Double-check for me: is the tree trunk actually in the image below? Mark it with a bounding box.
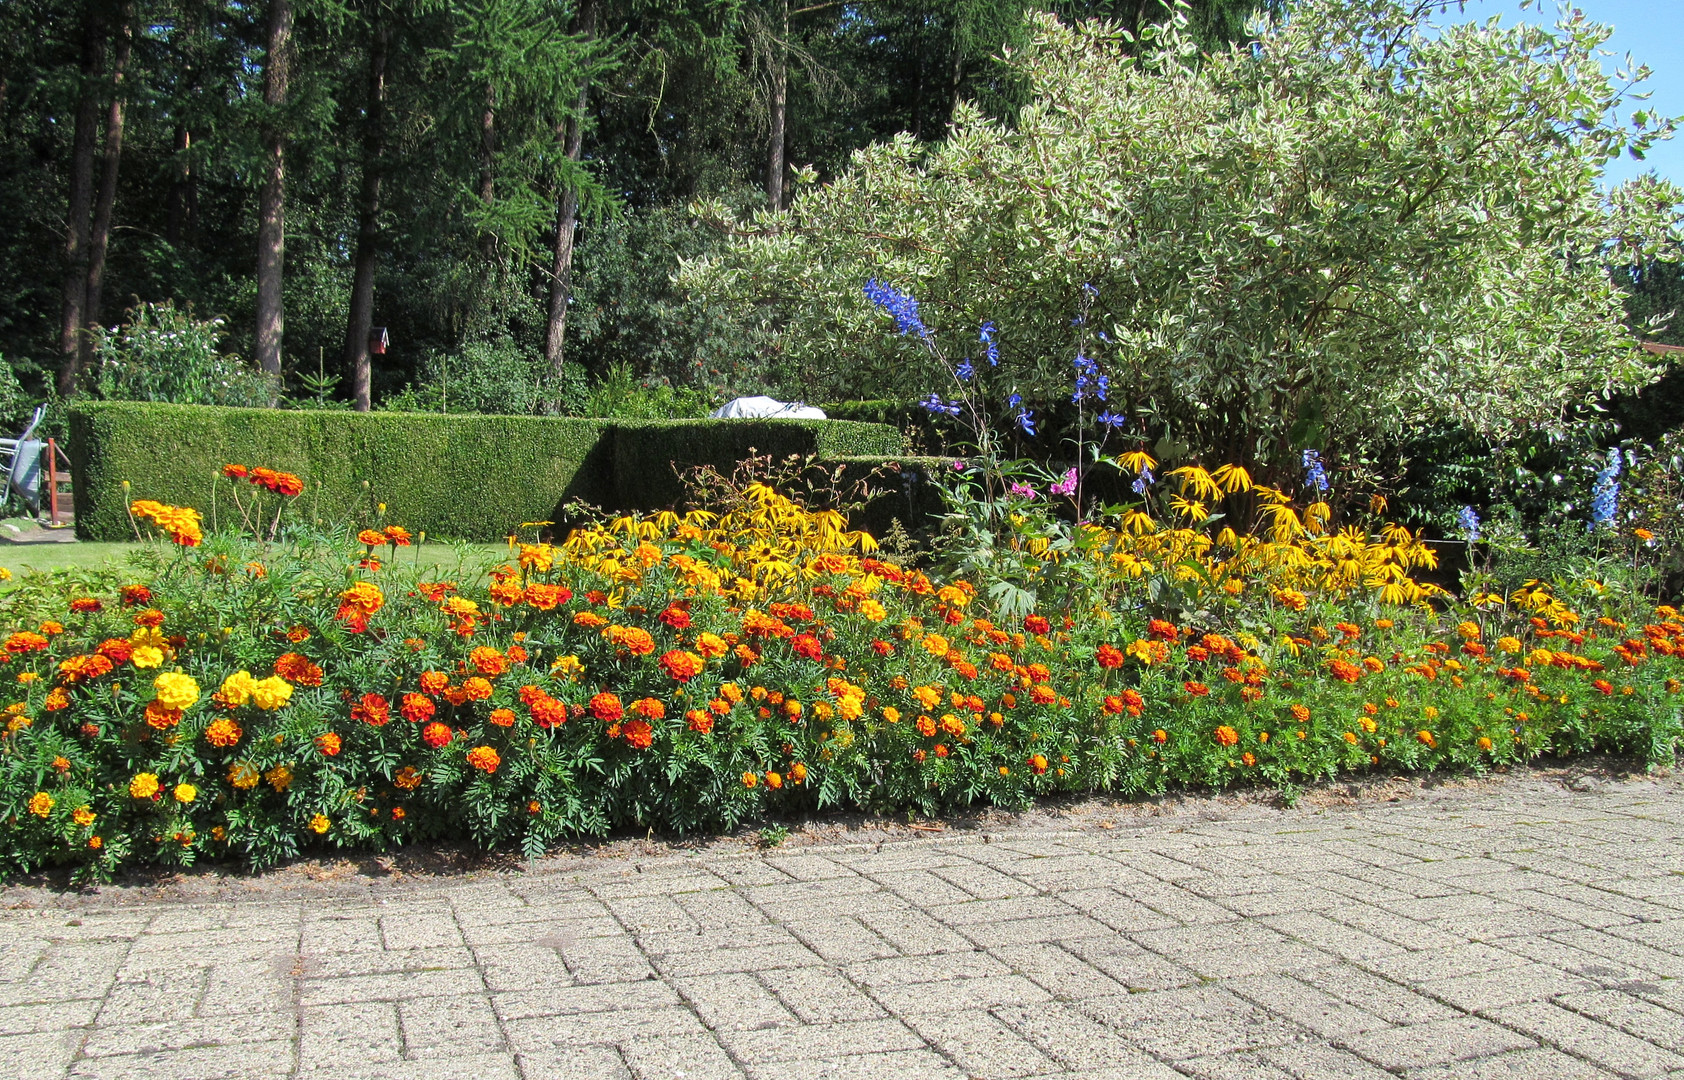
[479,81,497,258]
[344,15,390,413]
[256,0,293,389]
[81,0,136,377]
[765,0,787,211]
[165,126,196,247]
[544,0,597,377]
[58,9,104,399]
[948,24,964,127]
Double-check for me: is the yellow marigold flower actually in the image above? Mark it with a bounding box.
[265,764,293,792]
[394,765,423,790]
[1456,621,1481,640]
[130,645,164,669]
[250,676,293,711]
[1417,730,1437,749]
[695,633,728,659]
[228,761,261,789]
[173,783,198,804]
[1496,636,1522,655]
[912,685,942,710]
[883,706,901,723]
[72,806,96,827]
[129,772,161,800]
[219,670,259,707]
[152,672,200,712]
[858,599,887,622]
[519,543,555,572]
[28,792,53,817]
[550,654,585,680]
[309,814,331,834]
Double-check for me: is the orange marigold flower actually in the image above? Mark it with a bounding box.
[658,605,692,629]
[1290,704,1311,723]
[357,529,386,546]
[685,708,714,734]
[525,583,571,610]
[1024,615,1051,635]
[5,631,48,653]
[621,719,654,749]
[466,745,501,773]
[1592,679,1613,695]
[353,693,391,726]
[742,771,758,788]
[1029,684,1057,705]
[1213,725,1239,747]
[1185,681,1210,697]
[315,731,342,756]
[489,708,515,727]
[419,671,450,697]
[383,526,412,546]
[1241,752,1256,766]
[421,722,453,749]
[1328,659,1362,683]
[96,638,134,664]
[69,597,102,614]
[531,696,567,728]
[630,697,665,720]
[1416,730,1437,749]
[461,677,493,701]
[205,717,243,748]
[143,700,182,728]
[223,464,249,479]
[659,649,706,682]
[590,692,624,723]
[1147,619,1178,642]
[58,654,114,683]
[603,625,656,656]
[1028,753,1049,774]
[1151,729,1168,743]
[470,646,508,676]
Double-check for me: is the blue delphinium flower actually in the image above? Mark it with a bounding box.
[863,279,929,339]
[955,358,975,382]
[1590,448,1621,529]
[1302,449,1329,493]
[1096,411,1125,429]
[1457,506,1481,542]
[1008,393,1036,436]
[1072,353,1101,404]
[1131,464,1154,496]
[918,393,962,417]
[979,323,999,366]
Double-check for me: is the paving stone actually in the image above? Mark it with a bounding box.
[902,1010,1060,1078]
[1398,1046,1622,1079]
[1340,1015,1536,1070]
[1076,985,1311,1060]
[1488,1000,1684,1077]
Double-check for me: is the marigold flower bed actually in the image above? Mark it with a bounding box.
[1,478,1679,881]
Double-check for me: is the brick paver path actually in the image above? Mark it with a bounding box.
[4,770,1683,1079]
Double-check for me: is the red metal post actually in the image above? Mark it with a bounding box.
[47,437,59,526]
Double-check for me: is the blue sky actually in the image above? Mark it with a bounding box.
[1465,0,1684,186]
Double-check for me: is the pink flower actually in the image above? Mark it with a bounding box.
[1010,482,1038,499]
[1049,468,1078,497]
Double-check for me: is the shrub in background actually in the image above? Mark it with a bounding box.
[93,301,275,408]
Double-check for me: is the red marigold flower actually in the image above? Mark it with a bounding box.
[659,649,705,682]
[1328,659,1362,684]
[223,464,249,479]
[589,692,624,723]
[1185,681,1211,697]
[69,597,102,614]
[466,745,501,773]
[316,731,342,756]
[351,693,391,726]
[518,684,546,705]
[143,701,181,728]
[383,526,412,546]
[420,722,453,748]
[1102,695,1125,715]
[96,638,134,664]
[274,653,323,686]
[789,634,824,662]
[872,640,894,656]
[685,708,714,734]
[1024,614,1051,635]
[1185,645,1210,662]
[419,671,450,697]
[1213,725,1239,747]
[399,693,433,723]
[659,606,691,629]
[1592,678,1613,695]
[1095,643,1124,669]
[1148,619,1178,642]
[134,609,166,628]
[506,644,528,664]
[120,584,153,606]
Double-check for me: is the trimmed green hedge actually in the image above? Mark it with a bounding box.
[69,402,900,542]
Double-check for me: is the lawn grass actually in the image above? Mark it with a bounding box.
[0,538,512,579]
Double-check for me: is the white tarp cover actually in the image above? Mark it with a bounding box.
[709,396,827,420]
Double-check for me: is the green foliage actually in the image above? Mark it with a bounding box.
[580,363,714,419]
[93,302,276,408]
[685,3,1684,470]
[67,400,901,541]
[381,337,587,416]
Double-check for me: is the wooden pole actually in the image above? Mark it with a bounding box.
[48,437,60,525]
